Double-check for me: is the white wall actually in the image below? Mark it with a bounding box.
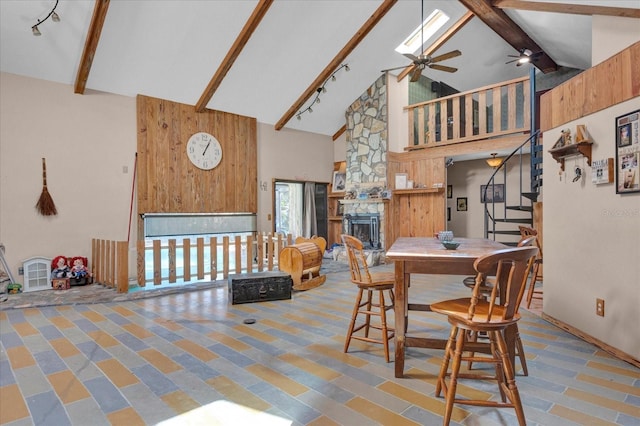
[0,72,335,281]
[0,72,136,280]
[543,97,640,359]
[256,123,334,233]
[592,16,640,66]
[445,157,532,241]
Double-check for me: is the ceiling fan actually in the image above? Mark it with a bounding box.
[506,48,542,66]
[381,0,461,82]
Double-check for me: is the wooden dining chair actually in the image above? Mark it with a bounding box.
[519,226,543,308]
[431,246,539,426]
[463,235,537,375]
[341,234,395,362]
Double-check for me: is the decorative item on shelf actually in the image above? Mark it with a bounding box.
[331,171,346,193]
[575,124,591,143]
[344,191,357,200]
[592,158,614,184]
[562,128,573,145]
[486,153,503,168]
[357,192,369,200]
[615,109,639,194]
[381,189,392,199]
[395,173,408,189]
[296,64,350,120]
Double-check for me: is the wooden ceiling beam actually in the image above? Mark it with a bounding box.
[492,0,640,19]
[74,0,110,94]
[396,11,475,82]
[195,0,274,112]
[332,124,346,141]
[459,0,558,73]
[275,0,398,131]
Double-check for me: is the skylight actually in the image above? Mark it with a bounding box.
[395,9,449,55]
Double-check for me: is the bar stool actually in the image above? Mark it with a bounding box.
[341,234,395,362]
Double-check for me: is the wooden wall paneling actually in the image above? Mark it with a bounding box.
[137,95,257,215]
[540,42,640,132]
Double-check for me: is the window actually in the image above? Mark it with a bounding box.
[395,9,449,55]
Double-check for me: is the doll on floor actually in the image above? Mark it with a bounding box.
[70,257,91,281]
[51,256,70,278]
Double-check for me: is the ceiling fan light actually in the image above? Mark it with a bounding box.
[517,56,531,64]
[32,25,41,36]
[344,64,350,72]
[522,48,533,56]
[51,11,60,22]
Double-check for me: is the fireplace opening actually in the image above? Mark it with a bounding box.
[344,213,380,249]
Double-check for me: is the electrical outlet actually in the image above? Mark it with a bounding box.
[18,267,24,275]
[596,298,605,317]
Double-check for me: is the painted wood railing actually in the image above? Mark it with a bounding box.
[91,232,294,293]
[404,76,531,150]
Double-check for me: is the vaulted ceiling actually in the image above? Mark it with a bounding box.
[1,0,638,138]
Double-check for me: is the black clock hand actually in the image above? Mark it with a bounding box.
[202,142,210,156]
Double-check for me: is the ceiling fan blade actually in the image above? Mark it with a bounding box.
[429,64,457,73]
[381,65,412,72]
[410,66,422,82]
[429,50,462,63]
[403,53,420,62]
[505,59,518,64]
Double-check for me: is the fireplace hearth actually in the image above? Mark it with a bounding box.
[344,213,380,249]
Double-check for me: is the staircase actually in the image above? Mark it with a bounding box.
[483,131,542,245]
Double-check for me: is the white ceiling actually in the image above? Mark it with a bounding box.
[1,0,639,137]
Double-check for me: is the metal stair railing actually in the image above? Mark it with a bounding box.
[483,130,541,242]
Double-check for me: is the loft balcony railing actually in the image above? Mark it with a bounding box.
[404,76,531,150]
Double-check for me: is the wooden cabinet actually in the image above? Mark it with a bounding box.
[327,192,345,247]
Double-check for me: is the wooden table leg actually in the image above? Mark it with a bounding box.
[394,260,407,378]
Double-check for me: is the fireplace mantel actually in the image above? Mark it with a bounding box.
[340,199,389,204]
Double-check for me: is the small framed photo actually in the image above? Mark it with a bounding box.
[480,184,505,203]
[456,197,467,211]
[395,173,408,190]
[332,171,346,192]
[447,207,451,221]
[447,185,452,198]
[337,202,344,216]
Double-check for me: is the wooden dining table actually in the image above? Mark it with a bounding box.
[385,236,509,378]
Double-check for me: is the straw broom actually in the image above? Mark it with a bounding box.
[35,158,57,216]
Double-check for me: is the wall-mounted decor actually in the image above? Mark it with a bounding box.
[615,109,639,194]
[480,184,504,203]
[332,171,346,192]
[456,197,467,212]
[447,207,451,221]
[447,185,452,198]
[591,158,614,185]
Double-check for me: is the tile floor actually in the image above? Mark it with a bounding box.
[1,265,639,425]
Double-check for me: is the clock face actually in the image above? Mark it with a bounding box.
[186,132,222,170]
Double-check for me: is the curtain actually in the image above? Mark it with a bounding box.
[302,182,317,238]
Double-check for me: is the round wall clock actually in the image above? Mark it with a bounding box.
[186,132,222,170]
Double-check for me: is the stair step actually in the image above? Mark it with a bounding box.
[488,230,523,235]
[521,192,539,202]
[493,218,533,224]
[506,205,533,212]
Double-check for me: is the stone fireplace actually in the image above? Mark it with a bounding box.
[343,74,388,248]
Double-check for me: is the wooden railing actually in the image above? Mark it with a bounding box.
[404,76,531,150]
[92,232,295,293]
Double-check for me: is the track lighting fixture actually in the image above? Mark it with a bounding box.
[31,0,61,37]
[296,63,350,120]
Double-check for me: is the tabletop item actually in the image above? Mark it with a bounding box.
[441,240,460,250]
[437,231,454,242]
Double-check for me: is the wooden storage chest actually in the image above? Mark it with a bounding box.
[228,271,292,304]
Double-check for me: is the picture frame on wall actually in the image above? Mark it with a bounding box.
[480,184,505,203]
[456,197,467,211]
[395,173,408,190]
[615,109,640,194]
[447,185,452,198]
[332,171,346,193]
[447,207,451,221]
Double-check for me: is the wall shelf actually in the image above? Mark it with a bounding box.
[393,187,443,195]
[340,198,390,204]
[549,141,593,171]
